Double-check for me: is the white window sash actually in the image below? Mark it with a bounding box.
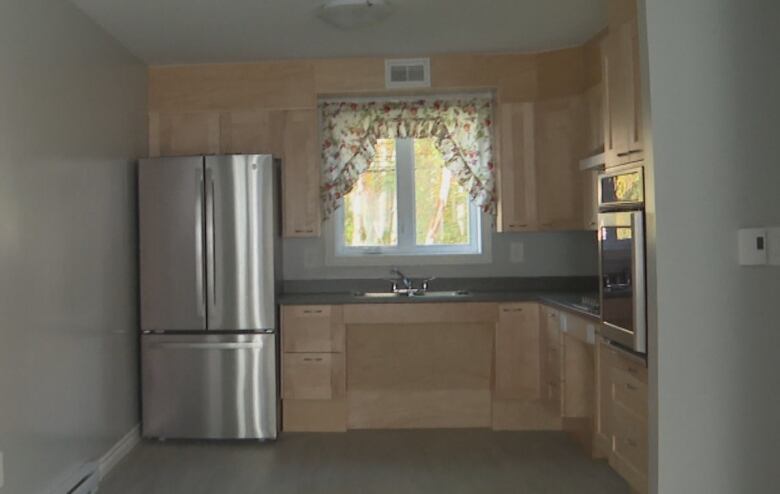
[333,138,484,259]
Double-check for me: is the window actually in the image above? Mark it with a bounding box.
[334,137,483,257]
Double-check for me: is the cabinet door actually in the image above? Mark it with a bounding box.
[539,307,563,414]
[282,305,345,353]
[219,110,284,156]
[497,103,537,232]
[149,112,221,158]
[603,30,629,168]
[594,338,613,456]
[604,18,643,168]
[626,19,644,158]
[282,353,345,400]
[535,97,584,230]
[582,168,600,231]
[495,303,541,400]
[583,83,604,157]
[561,332,595,418]
[282,109,321,237]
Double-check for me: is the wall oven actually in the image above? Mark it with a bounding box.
[598,166,647,354]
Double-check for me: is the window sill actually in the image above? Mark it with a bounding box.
[325,251,493,267]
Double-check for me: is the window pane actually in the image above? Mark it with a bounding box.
[343,139,398,247]
[413,139,471,246]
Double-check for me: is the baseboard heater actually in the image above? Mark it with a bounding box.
[65,463,99,494]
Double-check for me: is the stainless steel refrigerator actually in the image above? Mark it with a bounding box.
[139,155,281,440]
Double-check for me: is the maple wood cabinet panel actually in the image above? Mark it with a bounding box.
[497,102,537,232]
[281,305,346,432]
[603,16,644,169]
[281,109,321,237]
[494,303,542,400]
[597,338,649,493]
[535,97,585,230]
[582,168,600,231]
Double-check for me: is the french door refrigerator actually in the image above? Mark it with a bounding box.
[139,155,281,440]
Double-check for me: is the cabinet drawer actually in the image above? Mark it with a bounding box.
[282,305,344,353]
[611,367,647,418]
[611,348,648,384]
[610,402,648,490]
[282,353,335,400]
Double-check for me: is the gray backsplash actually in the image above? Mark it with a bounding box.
[282,230,599,280]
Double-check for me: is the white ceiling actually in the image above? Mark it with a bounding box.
[69,0,607,65]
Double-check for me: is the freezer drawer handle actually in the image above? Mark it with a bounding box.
[148,342,268,350]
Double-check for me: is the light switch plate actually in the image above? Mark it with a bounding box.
[738,228,768,265]
[509,241,524,263]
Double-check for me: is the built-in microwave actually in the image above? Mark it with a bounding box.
[598,166,647,354]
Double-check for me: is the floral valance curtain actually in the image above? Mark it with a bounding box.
[320,98,496,219]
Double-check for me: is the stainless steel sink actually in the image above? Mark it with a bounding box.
[353,290,470,299]
[414,290,470,298]
[354,292,405,298]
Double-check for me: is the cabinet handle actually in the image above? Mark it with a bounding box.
[294,228,315,234]
[303,309,323,314]
[502,308,524,313]
[509,223,528,228]
[303,357,323,362]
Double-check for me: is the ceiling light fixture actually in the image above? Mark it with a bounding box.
[317,0,394,30]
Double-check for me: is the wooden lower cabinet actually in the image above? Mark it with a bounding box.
[279,302,647,491]
[281,305,347,432]
[492,303,561,431]
[494,303,541,400]
[540,306,563,416]
[597,338,649,493]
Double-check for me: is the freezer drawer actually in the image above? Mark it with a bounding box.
[142,334,278,440]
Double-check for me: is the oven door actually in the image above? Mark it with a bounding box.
[598,211,647,354]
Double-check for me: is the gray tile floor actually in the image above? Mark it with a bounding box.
[100,430,630,494]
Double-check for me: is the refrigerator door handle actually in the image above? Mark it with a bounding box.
[147,342,268,350]
[206,168,217,314]
[195,170,206,320]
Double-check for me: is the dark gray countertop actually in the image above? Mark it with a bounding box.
[278,290,601,321]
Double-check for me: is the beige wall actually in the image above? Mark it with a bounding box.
[0,0,147,492]
[642,0,780,492]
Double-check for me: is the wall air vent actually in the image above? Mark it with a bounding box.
[385,58,431,89]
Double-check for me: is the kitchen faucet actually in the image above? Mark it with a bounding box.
[390,268,413,290]
[390,268,436,295]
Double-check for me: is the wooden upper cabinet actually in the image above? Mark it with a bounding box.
[282,109,321,237]
[535,97,584,230]
[497,102,537,232]
[582,168,600,231]
[583,83,605,157]
[219,110,284,156]
[603,17,644,168]
[149,112,220,158]
[494,303,541,400]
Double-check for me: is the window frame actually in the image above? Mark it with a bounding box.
[328,138,491,265]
